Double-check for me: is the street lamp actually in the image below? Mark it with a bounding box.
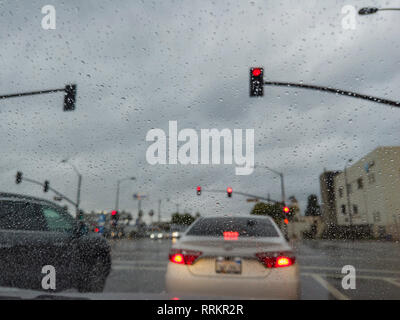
[115,177,136,211]
[359,7,400,15]
[61,158,82,216]
[253,164,286,205]
[344,159,353,238]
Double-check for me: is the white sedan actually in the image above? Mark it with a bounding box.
[165,215,300,299]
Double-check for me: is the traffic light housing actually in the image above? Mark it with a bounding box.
[250,67,264,97]
[227,187,233,198]
[196,186,201,196]
[64,84,77,111]
[16,171,22,184]
[111,210,119,226]
[43,180,49,192]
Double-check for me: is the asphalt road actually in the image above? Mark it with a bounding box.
[104,238,400,300]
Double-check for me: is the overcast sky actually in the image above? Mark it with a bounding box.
[0,0,399,222]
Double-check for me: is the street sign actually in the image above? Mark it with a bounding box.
[133,193,147,200]
[246,198,259,202]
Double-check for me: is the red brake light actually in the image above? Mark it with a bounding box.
[170,253,185,264]
[94,227,99,233]
[223,231,239,240]
[169,249,202,265]
[256,252,295,268]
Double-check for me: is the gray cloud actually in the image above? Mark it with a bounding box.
[0,0,399,221]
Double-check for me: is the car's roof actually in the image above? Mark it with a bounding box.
[0,192,64,210]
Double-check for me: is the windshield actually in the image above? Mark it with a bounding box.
[186,217,279,237]
[1,0,400,302]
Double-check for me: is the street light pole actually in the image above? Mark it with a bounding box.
[344,159,353,239]
[359,7,400,15]
[254,165,286,204]
[115,177,136,211]
[61,159,82,216]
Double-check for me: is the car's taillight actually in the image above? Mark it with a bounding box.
[255,252,296,268]
[169,249,202,265]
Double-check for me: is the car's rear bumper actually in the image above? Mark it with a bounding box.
[165,262,300,300]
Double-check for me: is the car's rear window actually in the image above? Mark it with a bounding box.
[186,217,279,237]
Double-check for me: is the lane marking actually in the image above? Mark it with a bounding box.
[383,278,400,288]
[298,255,400,262]
[301,265,400,275]
[112,265,165,271]
[302,272,400,281]
[309,274,350,300]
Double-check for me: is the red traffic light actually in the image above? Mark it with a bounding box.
[283,206,290,214]
[227,187,233,197]
[197,186,201,191]
[196,186,201,195]
[111,210,117,216]
[252,68,262,76]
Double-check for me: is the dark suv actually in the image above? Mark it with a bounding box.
[0,193,111,292]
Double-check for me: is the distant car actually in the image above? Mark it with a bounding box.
[165,215,300,299]
[0,193,111,292]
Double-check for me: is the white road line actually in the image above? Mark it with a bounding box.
[298,255,400,262]
[112,265,165,271]
[302,265,400,275]
[383,278,400,288]
[302,272,400,281]
[112,260,167,267]
[309,274,350,300]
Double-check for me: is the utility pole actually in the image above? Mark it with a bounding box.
[158,199,162,223]
[344,160,354,239]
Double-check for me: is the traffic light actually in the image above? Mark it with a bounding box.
[283,206,290,214]
[111,210,119,226]
[43,180,49,192]
[16,171,22,184]
[196,186,201,196]
[64,84,77,111]
[250,67,264,97]
[227,187,233,198]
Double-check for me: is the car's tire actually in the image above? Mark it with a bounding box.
[77,257,110,293]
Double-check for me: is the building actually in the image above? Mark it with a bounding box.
[319,170,340,227]
[333,146,400,240]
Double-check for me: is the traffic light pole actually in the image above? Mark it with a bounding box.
[0,84,77,111]
[263,81,400,107]
[203,189,282,204]
[0,88,65,100]
[21,176,78,209]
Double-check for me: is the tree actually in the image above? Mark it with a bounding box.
[305,194,321,216]
[171,212,196,225]
[250,202,284,227]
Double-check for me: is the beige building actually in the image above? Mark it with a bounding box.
[334,146,400,240]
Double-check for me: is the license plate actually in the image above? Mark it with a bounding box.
[215,257,242,274]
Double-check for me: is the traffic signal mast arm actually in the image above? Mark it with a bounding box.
[202,188,282,204]
[263,81,400,107]
[0,88,65,99]
[20,176,78,208]
[0,84,77,111]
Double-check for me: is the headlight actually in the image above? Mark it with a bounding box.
[172,232,179,238]
[150,234,155,239]
[157,233,163,238]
